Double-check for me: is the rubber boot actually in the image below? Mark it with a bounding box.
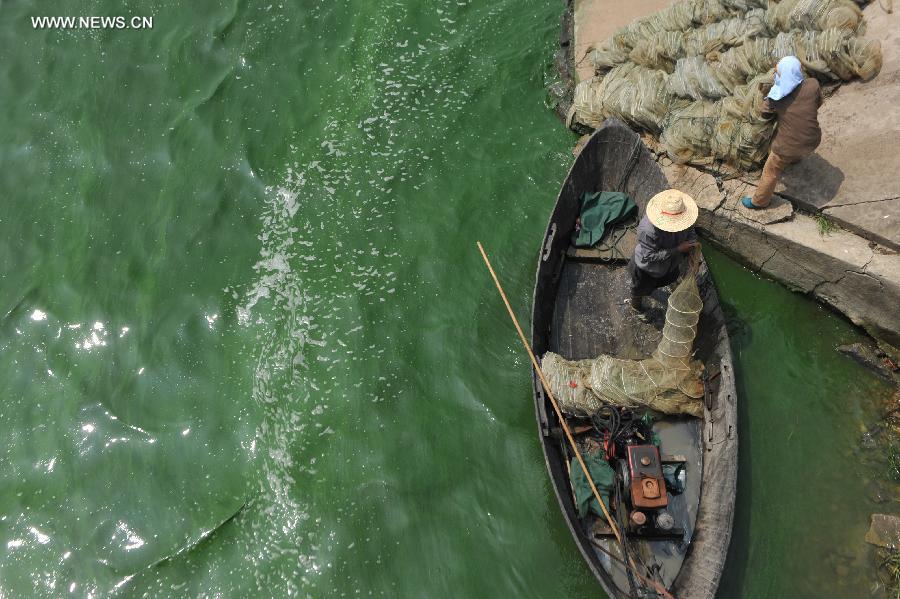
[629,294,645,313]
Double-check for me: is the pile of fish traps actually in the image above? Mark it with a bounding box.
[571,0,882,172]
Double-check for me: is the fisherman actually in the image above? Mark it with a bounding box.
[742,55,822,210]
[628,189,699,313]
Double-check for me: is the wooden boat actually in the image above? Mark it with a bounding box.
[530,119,738,598]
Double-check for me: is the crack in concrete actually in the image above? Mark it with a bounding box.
[845,268,886,290]
[757,247,779,272]
[861,252,875,273]
[811,279,828,296]
[712,195,728,212]
[823,195,900,209]
[812,264,885,298]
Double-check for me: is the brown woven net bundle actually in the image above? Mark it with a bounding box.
[593,0,862,74]
[571,0,882,171]
[628,9,769,73]
[542,270,706,419]
[764,0,864,34]
[668,28,882,101]
[572,63,675,134]
[661,75,776,171]
[590,0,755,74]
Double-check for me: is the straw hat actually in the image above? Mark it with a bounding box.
[645,189,698,232]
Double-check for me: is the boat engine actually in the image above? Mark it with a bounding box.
[617,444,683,539]
[586,407,685,541]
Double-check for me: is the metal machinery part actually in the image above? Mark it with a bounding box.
[655,510,675,531]
[627,445,668,510]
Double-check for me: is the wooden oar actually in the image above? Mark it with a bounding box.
[477,241,676,599]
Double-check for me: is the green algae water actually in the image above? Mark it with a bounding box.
[707,246,897,598]
[0,1,895,597]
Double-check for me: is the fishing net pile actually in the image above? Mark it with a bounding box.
[571,0,883,172]
[542,272,706,418]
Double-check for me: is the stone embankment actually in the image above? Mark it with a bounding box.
[664,162,900,351]
[552,0,900,355]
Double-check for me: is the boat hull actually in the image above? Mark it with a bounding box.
[530,119,738,598]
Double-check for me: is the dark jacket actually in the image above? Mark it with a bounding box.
[633,215,696,278]
[762,77,822,159]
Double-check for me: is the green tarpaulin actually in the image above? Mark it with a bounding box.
[570,450,616,519]
[572,191,637,248]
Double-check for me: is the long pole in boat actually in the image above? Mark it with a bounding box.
[476,241,675,599]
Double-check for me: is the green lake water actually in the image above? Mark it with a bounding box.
[0,1,896,597]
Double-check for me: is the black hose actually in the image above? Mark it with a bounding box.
[592,405,621,439]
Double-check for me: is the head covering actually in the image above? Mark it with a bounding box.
[645,189,698,233]
[767,56,804,101]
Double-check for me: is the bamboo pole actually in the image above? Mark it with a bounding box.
[477,241,675,599]
[476,242,623,542]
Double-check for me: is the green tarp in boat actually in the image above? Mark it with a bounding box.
[570,450,616,519]
[572,191,637,248]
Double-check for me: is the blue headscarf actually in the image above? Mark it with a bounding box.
[767,56,804,101]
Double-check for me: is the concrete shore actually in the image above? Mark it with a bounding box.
[553,0,900,353]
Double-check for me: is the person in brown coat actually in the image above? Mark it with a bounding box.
[742,55,822,210]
